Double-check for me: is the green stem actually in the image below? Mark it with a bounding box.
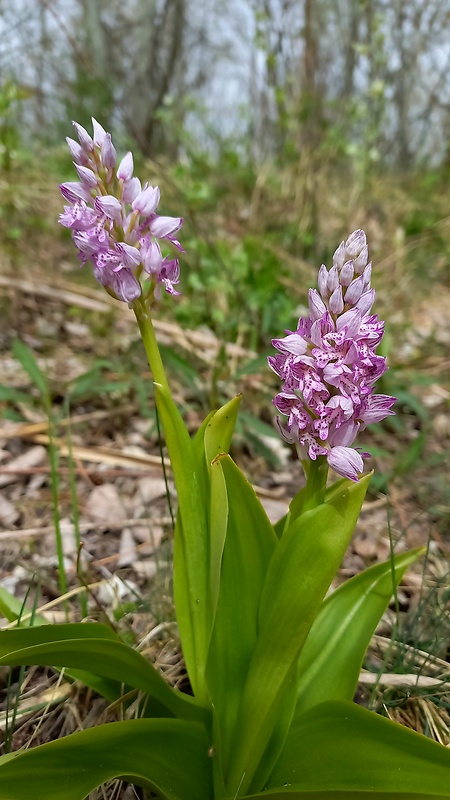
[300,454,329,513]
[132,296,170,393]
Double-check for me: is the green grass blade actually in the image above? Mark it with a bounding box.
[12,339,49,405]
[12,338,68,602]
[0,719,212,800]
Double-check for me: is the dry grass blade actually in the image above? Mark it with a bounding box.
[386,697,450,746]
[372,634,450,678]
[359,672,449,689]
[24,434,165,470]
[0,517,171,542]
[0,406,138,441]
[0,682,73,733]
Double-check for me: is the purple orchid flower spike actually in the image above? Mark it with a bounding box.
[269,230,396,481]
[59,119,184,303]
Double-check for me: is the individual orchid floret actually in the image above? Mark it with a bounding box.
[73,163,98,188]
[117,151,134,181]
[66,136,88,165]
[318,229,373,315]
[132,185,161,216]
[269,230,396,481]
[92,117,107,147]
[101,133,117,169]
[60,181,92,204]
[72,121,94,152]
[59,118,184,303]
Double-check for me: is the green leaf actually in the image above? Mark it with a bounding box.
[159,343,202,392]
[0,622,118,648]
[0,385,35,406]
[266,700,450,796]
[0,602,125,702]
[0,718,212,800]
[225,475,370,798]
[294,548,425,716]
[394,429,427,476]
[204,395,242,468]
[0,587,47,625]
[281,478,348,539]
[234,354,269,379]
[206,455,277,778]
[0,625,206,723]
[395,389,429,424]
[204,396,242,623]
[155,383,209,702]
[208,455,228,626]
[12,339,49,405]
[162,392,241,703]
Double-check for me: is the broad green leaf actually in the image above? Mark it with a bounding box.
[226,475,370,798]
[192,409,216,452]
[0,626,206,723]
[0,587,47,626]
[0,606,124,701]
[206,455,277,780]
[273,513,288,538]
[0,623,118,648]
[266,700,450,796]
[59,667,132,704]
[209,456,228,623]
[294,547,425,716]
[278,478,348,539]
[204,396,241,623]
[0,718,212,800]
[204,394,242,467]
[155,383,209,702]
[163,392,241,702]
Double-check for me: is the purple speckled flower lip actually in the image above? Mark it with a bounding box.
[269,230,396,481]
[59,119,184,303]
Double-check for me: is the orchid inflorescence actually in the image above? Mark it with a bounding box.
[59,118,184,303]
[269,230,396,481]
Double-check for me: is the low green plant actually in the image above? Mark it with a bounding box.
[0,120,449,800]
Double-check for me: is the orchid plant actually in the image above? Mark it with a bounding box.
[0,119,449,800]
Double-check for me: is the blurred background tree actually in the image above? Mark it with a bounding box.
[1,0,450,166]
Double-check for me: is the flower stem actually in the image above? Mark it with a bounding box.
[132,295,170,393]
[300,454,328,512]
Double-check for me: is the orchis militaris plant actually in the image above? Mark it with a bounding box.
[0,120,449,800]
